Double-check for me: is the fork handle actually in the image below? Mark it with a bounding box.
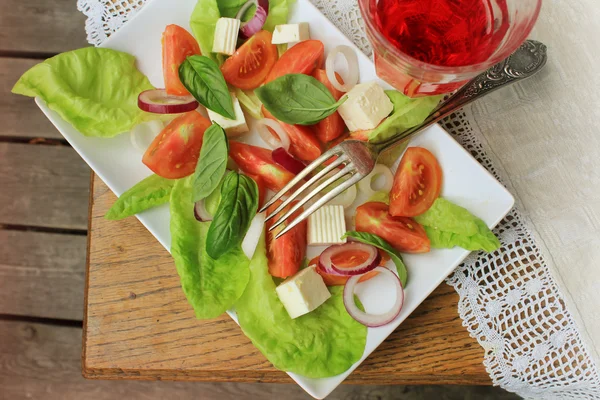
[371,40,548,154]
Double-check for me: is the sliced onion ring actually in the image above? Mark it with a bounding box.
[130,120,164,154]
[272,147,305,174]
[358,164,394,197]
[256,118,290,151]
[138,89,199,114]
[327,184,357,208]
[236,0,268,38]
[326,45,360,93]
[343,266,404,327]
[194,200,213,222]
[319,242,380,276]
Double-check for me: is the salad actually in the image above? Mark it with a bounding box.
[12,0,500,379]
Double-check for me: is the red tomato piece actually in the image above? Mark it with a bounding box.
[221,30,278,90]
[312,69,346,143]
[142,111,211,179]
[228,141,295,192]
[310,250,389,286]
[389,147,443,217]
[266,200,307,278]
[265,40,325,83]
[244,173,266,208]
[162,25,201,96]
[349,129,371,141]
[355,202,430,253]
[262,107,322,162]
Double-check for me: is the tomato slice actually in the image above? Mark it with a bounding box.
[244,173,266,208]
[221,30,278,90]
[265,40,325,83]
[262,107,322,162]
[228,141,295,192]
[266,200,307,278]
[312,69,346,143]
[349,129,371,141]
[355,202,430,253]
[142,111,211,179]
[310,250,389,286]
[162,25,201,96]
[389,147,443,217]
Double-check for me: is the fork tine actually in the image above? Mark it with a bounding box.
[268,165,354,233]
[264,155,347,222]
[274,172,363,239]
[259,147,343,213]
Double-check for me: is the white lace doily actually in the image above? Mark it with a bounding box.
[78,0,600,398]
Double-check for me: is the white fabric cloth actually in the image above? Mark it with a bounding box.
[77,0,600,398]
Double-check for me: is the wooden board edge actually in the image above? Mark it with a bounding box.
[82,171,95,377]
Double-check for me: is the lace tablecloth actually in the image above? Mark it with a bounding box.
[77,0,600,398]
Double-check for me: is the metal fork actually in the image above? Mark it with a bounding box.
[261,40,548,238]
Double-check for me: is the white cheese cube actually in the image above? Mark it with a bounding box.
[207,95,249,137]
[307,205,347,246]
[213,18,240,55]
[275,266,331,319]
[337,82,394,131]
[271,23,310,44]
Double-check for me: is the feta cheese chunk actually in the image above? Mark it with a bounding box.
[276,266,331,319]
[308,205,347,246]
[337,82,394,131]
[271,23,310,44]
[213,18,240,55]
[207,95,249,136]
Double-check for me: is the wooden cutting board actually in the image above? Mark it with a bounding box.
[83,173,490,385]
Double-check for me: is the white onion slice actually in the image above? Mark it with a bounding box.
[325,45,360,93]
[319,242,380,276]
[194,200,213,222]
[327,184,357,208]
[130,120,164,154]
[256,118,290,151]
[343,266,404,327]
[241,212,266,259]
[358,164,394,197]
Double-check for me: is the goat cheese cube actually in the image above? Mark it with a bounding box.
[307,205,347,246]
[213,18,240,55]
[337,82,394,131]
[275,266,331,319]
[271,23,310,44]
[207,95,249,136]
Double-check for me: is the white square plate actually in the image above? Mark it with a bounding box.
[35,0,514,398]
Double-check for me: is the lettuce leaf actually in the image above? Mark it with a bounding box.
[264,0,296,32]
[190,0,221,63]
[12,47,154,138]
[105,174,176,220]
[170,176,250,319]
[235,234,367,378]
[414,198,501,252]
[368,91,441,143]
[234,88,263,120]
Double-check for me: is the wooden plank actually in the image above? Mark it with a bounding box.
[84,175,490,385]
[0,0,87,54]
[0,58,64,139]
[0,230,86,320]
[0,143,90,230]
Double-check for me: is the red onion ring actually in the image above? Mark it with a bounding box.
[319,242,380,276]
[194,200,213,222]
[272,147,305,175]
[138,89,199,114]
[343,266,404,327]
[236,0,268,38]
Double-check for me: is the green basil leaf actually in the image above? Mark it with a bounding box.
[179,55,235,119]
[192,123,229,203]
[255,74,346,125]
[342,231,408,287]
[105,174,176,220]
[206,172,259,259]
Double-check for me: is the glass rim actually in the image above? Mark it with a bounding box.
[358,0,543,77]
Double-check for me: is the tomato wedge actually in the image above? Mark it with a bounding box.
[221,30,278,90]
[244,173,266,208]
[389,147,443,217]
[266,200,307,278]
[312,69,346,143]
[355,202,430,253]
[162,25,201,96]
[228,141,295,192]
[142,111,210,179]
[262,107,322,161]
[311,250,389,286]
[265,40,325,83]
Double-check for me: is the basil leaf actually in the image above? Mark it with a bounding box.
[105,174,176,220]
[179,55,235,119]
[206,172,259,259]
[255,74,347,125]
[192,123,229,203]
[342,231,408,287]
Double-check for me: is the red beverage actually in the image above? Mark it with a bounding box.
[374,0,510,67]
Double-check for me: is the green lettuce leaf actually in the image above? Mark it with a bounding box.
[12,47,154,137]
[105,174,176,220]
[414,198,501,252]
[264,0,296,32]
[170,176,250,319]
[368,91,441,143]
[235,234,367,378]
[234,88,263,120]
[190,0,221,63]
